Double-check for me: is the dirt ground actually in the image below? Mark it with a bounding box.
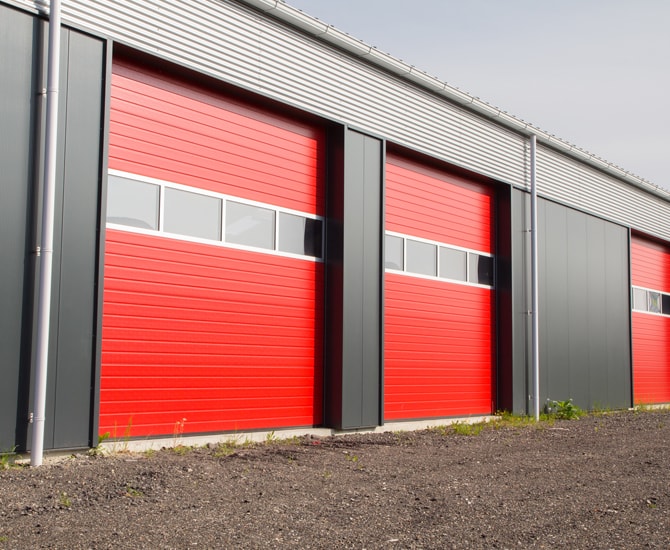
[1,409,669,549]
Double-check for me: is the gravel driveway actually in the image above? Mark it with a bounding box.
[1,410,669,549]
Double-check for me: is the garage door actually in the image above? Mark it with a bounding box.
[384,155,495,420]
[100,59,325,438]
[631,235,670,404]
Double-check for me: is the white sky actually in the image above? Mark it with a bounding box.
[286,0,670,190]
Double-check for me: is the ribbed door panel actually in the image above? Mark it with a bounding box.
[386,157,493,252]
[100,61,324,437]
[110,61,324,215]
[631,238,670,291]
[384,154,495,420]
[631,236,670,404]
[385,276,494,418]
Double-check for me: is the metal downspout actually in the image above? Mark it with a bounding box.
[530,135,540,421]
[31,0,61,467]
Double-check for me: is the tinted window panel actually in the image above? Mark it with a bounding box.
[633,288,648,311]
[648,291,662,314]
[385,235,404,270]
[469,254,494,286]
[663,294,670,315]
[225,201,275,250]
[278,212,322,257]
[164,188,222,240]
[106,175,159,230]
[439,247,467,281]
[406,240,436,276]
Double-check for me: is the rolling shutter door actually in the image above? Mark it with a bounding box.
[100,60,324,437]
[385,154,495,420]
[631,236,670,404]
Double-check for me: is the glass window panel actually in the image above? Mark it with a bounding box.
[663,294,670,316]
[385,235,404,270]
[469,254,494,286]
[225,201,275,250]
[163,188,222,240]
[648,291,662,314]
[278,212,322,257]
[633,288,648,311]
[406,239,437,276]
[439,247,467,281]
[106,175,159,230]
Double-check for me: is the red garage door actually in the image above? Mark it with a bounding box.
[100,59,325,438]
[631,236,670,404]
[384,155,495,420]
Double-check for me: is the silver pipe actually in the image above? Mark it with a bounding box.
[31,0,61,467]
[530,135,540,421]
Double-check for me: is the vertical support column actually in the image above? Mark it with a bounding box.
[325,128,383,430]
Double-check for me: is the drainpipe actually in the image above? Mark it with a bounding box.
[31,0,61,467]
[530,135,540,421]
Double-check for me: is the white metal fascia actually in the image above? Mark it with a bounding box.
[238,0,669,202]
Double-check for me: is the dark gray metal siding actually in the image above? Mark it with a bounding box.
[0,3,106,450]
[43,29,105,449]
[0,5,40,450]
[511,189,631,412]
[325,128,382,429]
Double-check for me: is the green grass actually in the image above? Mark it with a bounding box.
[59,492,72,508]
[544,399,584,420]
[0,446,19,469]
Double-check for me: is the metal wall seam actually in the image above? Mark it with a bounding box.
[8,0,669,242]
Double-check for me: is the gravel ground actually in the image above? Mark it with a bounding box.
[1,410,669,549]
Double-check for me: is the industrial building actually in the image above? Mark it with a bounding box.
[1,0,669,457]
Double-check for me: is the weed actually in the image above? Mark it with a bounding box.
[323,470,332,479]
[265,430,278,444]
[591,403,613,416]
[144,448,156,458]
[428,425,450,436]
[171,444,191,456]
[451,421,485,436]
[172,417,187,448]
[59,492,72,508]
[494,411,538,427]
[110,417,134,453]
[0,535,7,542]
[344,452,359,463]
[544,399,584,420]
[88,432,111,457]
[0,446,18,469]
[125,486,143,498]
[214,439,239,458]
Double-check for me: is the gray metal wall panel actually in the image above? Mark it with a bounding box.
[0,4,38,450]
[565,209,590,407]
[360,136,382,425]
[50,29,105,448]
[326,129,382,430]
[510,190,530,414]
[4,17,106,451]
[511,190,631,412]
[340,130,382,429]
[537,198,631,410]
